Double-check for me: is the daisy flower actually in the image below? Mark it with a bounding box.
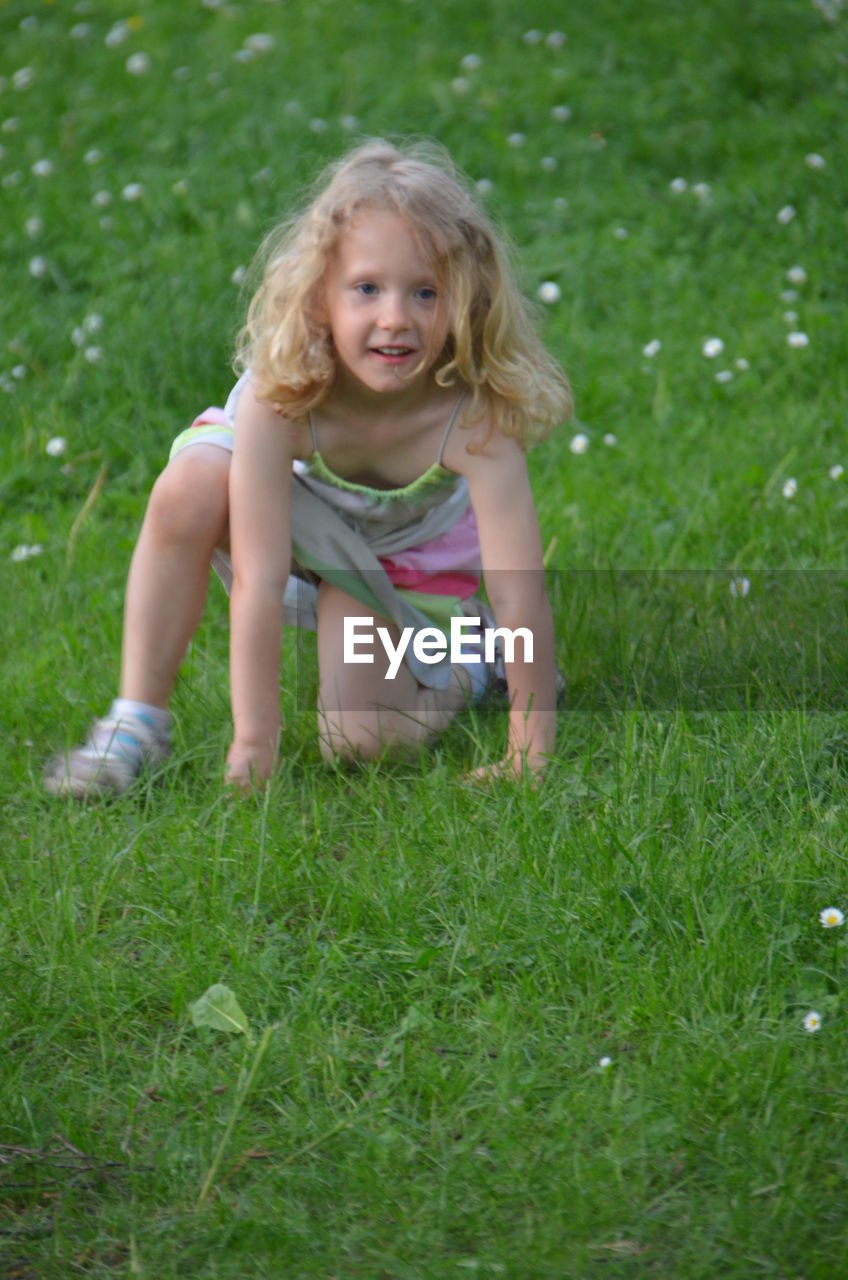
[702,337,724,358]
[782,478,798,499]
[642,339,661,358]
[569,432,589,455]
[828,464,843,480]
[787,332,809,348]
[803,1011,822,1033]
[537,281,561,304]
[819,907,844,928]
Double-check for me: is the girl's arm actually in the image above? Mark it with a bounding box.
[459,428,557,779]
[226,382,293,789]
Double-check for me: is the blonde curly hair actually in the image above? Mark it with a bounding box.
[236,138,572,448]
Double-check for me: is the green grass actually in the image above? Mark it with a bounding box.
[3,0,848,1275]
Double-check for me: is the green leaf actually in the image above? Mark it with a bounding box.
[189,984,250,1036]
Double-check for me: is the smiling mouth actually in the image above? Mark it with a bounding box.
[370,346,415,358]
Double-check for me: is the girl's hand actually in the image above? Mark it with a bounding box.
[463,752,548,787]
[225,738,277,792]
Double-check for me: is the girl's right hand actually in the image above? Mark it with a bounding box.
[225,738,277,791]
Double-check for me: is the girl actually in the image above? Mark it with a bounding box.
[45,139,571,797]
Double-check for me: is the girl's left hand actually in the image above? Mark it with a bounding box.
[225,738,277,792]
[462,754,547,787]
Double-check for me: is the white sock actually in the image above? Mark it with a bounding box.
[109,698,171,734]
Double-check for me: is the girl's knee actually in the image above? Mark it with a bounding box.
[317,709,387,764]
[147,447,230,543]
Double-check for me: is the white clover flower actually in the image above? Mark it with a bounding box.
[105,21,130,47]
[729,576,751,599]
[642,339,661,358]
[451,77,471,94]
[11,365,26,380]
[537,281,561,304]
[25,216,43,238]
[340,115,358,131]
[603,433,617,447]
[787,331,809,348]
[781,289,798,303]
[598,1055,612,1069]
[692,182,711,199]
[783,310,799,325]
[476,178,494,196]
[669,176,687,193]
[735,357,750,371]
[71,326,86,348]
[553,196,568,211]
[805,152,826,170]
[702,337,724,358]
[803,1010,822,1032]
[787,265,807,285]
[523,29,544,43]
[461,53,482,70]
[70,23,92,39]
[551,104,572,122]
[569,432,589,454]
[245,33,275,53]
[0,374,16,394]
[46,436,67,457]
[231,265,247,286]
[233,48,254,63]
[715,369,734,383]
[83,313,103,333]
[2,172,22,188]
[507,132,526,147]
[11,543,42,561]
[172,177,189,195]
[829,464,843,480]
[613,227,629,240]
[777,204,796,224]
[84,148,102,165]
[126,52,151,76]
[29,256,48,278]
[92,190,112,207]
[547,31,567,47]
[32,159,54,177]
[782,477,798,499]
[541,156,558,172]
[84,345,102,363]
[121,182,144,201]
[2,117,21,133]
[13,67,35,91]
[309,118,327,133]
[820,906,845,928]
[20,15,39,31]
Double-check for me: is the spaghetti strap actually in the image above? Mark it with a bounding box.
[306,411,320,452]
[437,392,467,466]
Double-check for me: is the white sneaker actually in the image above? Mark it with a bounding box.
[44,712,171,798]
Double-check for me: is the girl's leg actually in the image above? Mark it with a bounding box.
[45,444,230,796]
[120,444,230,705]
[315,582,471,762]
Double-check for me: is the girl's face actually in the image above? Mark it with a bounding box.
[321,207,449,402]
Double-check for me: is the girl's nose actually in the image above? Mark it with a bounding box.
[378,292,409,330]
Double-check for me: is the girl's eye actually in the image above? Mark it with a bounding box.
[417,287,437,301]
[356,282,378,296]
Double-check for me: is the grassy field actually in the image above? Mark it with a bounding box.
[3,0,848,1275]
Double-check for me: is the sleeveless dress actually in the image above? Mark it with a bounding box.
[169,373,484,688]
